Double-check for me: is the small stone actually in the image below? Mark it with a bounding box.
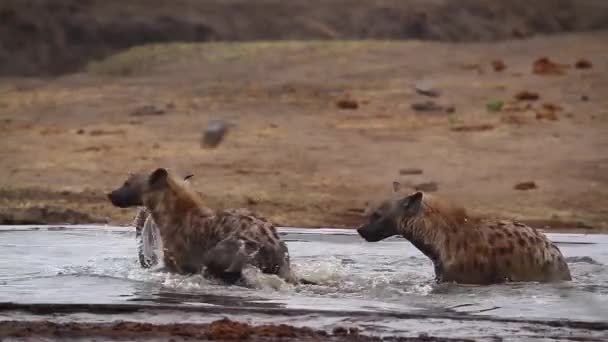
[450,124,495,132]
[332,327,348,336]
[514,91,540,101]
[76,129,85,135]
[533,57,568,75]
[130,104,166,116]
[514,181,537,190]
[411,101,444,113]
[336,99,359,110]
[201,120,230,148]
[574,59,592,69]
[492,60,507,72]
[414,81,441,97]
[399,168,423,175]
[414,182,438,192]
[581,95,589,101]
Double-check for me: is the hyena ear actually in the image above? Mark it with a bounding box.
[392,181,403,193]
[402,191,423,214]
[149,168,169,187]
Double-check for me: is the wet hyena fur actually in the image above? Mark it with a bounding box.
[357,183,571,284]
[133,174,193,268]
[108,168,295,284]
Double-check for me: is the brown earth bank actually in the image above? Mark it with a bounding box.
[0,318,471,341]
[1,32,607,230]
[2,0,608,76]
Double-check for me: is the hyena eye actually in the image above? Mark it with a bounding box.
[124,181,130,187]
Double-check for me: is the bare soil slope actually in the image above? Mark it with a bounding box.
[1,32,607,229]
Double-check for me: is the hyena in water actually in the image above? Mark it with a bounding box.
[108,168,295,284]
[357,183,571,285]
[133,174,193,268]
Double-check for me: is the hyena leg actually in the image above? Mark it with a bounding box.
[203,237,260,283]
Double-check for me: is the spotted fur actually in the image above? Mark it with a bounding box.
[109,168,294,283]
[357,187,571,284]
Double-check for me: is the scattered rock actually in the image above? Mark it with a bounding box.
[399,168,423,175]
[130,104,168,117]
[535,111,558,121]
[574,59,592,69]
[414,182,438,192]
[88,129,125,136]
[514,91,540,101]
[76,129,85,135]
[532,57,568,75]
[541,103,563,112]
[486,100,504,112]
[514,181,537,190]
[491,60,507,72]
[501,114,526,125]
[581,95,589,101]
[74,145,112,153]
[201,119,230,148]
[412,101,452,114]
[451,124,495,132]
[414,81,441,97]
[535,103,562,121]
[336,99,359,110]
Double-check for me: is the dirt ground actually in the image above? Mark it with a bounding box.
[1,31,607,230]
[0,318,469,341]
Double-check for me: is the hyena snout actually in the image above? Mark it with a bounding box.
[357,224,382,242]
[107,187,142,208]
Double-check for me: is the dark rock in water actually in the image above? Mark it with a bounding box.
[414,182,438,192]
[201,119,230,148]
[565,256,601,265]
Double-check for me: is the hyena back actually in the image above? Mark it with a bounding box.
[357,185,571,284]
[109,168,294,283]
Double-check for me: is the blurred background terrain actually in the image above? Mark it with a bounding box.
[0,0,607,229]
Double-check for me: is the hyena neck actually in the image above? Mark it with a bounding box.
[143,189,213,235]
[400,217,444,265]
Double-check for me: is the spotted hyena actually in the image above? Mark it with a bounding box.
[357,183,571,284]
[133,174,193,268]
[108,168,295,284]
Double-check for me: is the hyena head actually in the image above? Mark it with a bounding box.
[108,168,193,208]
[357,183,424,242]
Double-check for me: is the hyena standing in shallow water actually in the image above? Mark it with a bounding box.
[133,174,194,268]
[357,183,571,285]
[108,168,296,284]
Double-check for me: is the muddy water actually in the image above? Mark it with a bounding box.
[1,225,607,340]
